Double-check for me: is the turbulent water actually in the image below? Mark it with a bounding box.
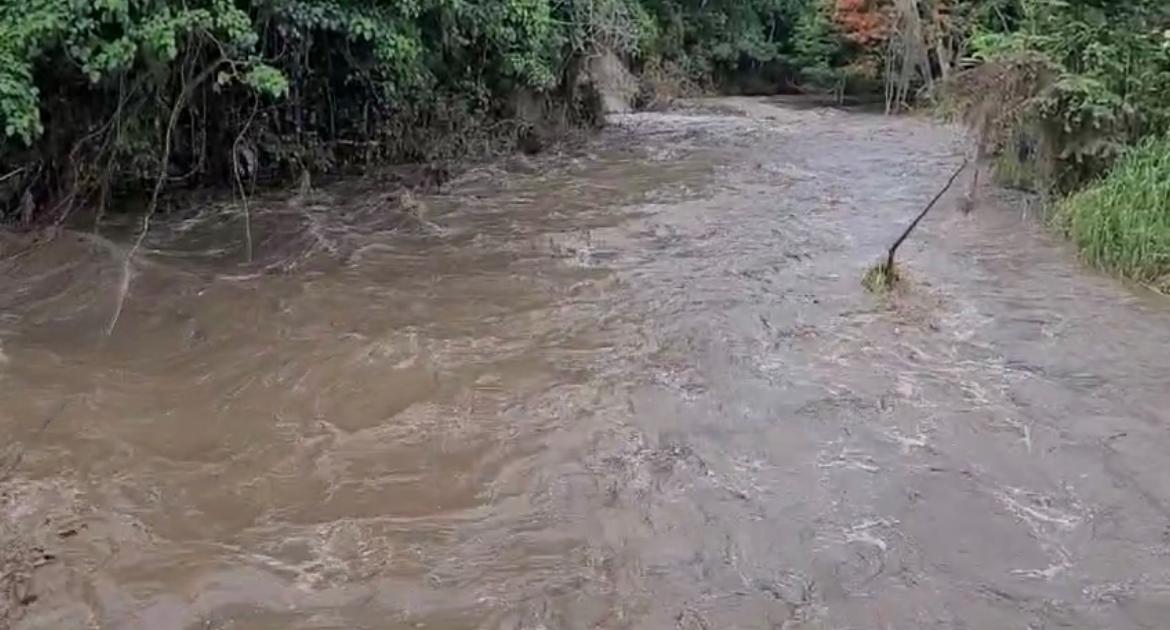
[3,98,1170,630]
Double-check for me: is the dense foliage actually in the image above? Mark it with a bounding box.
[0,0,858,222]
[0,0,579,219]
[942,0,1169,285]
[962,0,1170,189]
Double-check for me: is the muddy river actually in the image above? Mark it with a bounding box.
[3,98,1170,629]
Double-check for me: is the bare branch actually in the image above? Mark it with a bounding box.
[106,57,227,337]
[233,96,261,262]
[885,159,969,270]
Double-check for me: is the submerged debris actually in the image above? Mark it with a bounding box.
[862,260,902,293]
[382,189,429,231]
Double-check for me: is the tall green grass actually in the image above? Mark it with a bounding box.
[1054,135,1170,290]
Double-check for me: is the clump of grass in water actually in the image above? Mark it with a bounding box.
[1054,135,1170,291]
[862,260,902,293]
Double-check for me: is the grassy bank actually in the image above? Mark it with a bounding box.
[1054,136,1170,290]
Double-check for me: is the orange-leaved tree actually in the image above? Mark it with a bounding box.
[833,0,892,47]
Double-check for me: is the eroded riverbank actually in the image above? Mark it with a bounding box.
[3,98,1170,629]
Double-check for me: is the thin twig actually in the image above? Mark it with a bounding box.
[232,96,260,262]
[106,58,225,336]
[885,159,969,270]
[0,167,25,185]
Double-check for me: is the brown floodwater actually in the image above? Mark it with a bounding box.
[3,98,1170,629]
